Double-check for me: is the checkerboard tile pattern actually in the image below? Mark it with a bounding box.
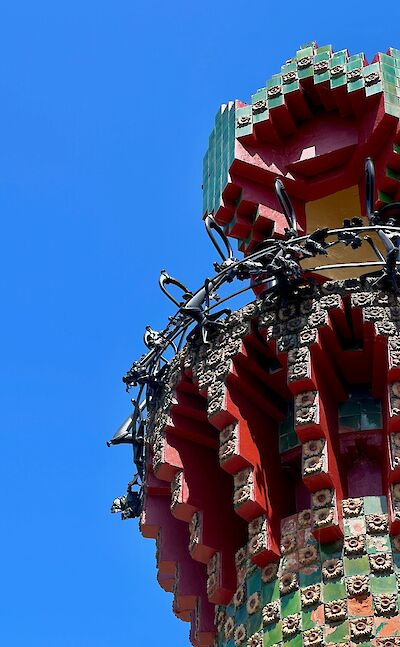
[214,497,400,646]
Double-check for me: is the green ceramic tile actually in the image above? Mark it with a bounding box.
[324,619,350,642]
[366,81,383,97]
[268,95,284,110]
[331,75,347,88]
[272,73,282,84]
[319,541,343,560]
[235,604,247,625]
[384,100,400,117]
[347,78,365,92]
[298,67,313,80]
[235,106,252,138]
[314,72,330,84]
[348,54,363,66]
[314,52,329,62]
[323,581,346,602]
[344,555,370,577]
[363,62,379,75]
[332,49,348,61]
[302,605,322,630]
[330,61,345,75]
[247,570,261,595]
[248,609,262,635]
[299,566,322,587]
[381,53,395,66]
[263,621,282,646]
[382,66,397,81]
[383,80,398,95]
[253,106,269,125]
[282,81,299,95]
[364,497,387,514]
[393,553,400,570]
[281,62,297,73]
[280,590,301,617]
[282,635,302,647]
[370,574,397,594]
[296,47,313,59]
[252,88,266,102]
[262,580,280,604]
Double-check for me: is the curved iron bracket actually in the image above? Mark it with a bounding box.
[107,413,134,447]
[112,158,400,523]
[365,157,376,223]
[364,235,385,262]
[204,214,234,262]
[159,270,192,307]
[275,178,297,236]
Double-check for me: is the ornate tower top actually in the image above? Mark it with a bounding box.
[203,42,400,261]
[110,43,400,647]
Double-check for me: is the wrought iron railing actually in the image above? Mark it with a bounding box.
[108,159,400,519]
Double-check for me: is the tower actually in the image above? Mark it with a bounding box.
[110,42,400,646]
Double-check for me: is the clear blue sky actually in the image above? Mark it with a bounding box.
[1,2,399,646]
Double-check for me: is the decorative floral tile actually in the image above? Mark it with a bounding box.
[367,535,392,555]
[344,517,366,537]
[215,498,400,647]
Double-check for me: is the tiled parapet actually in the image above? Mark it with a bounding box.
[213,497,400,647]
